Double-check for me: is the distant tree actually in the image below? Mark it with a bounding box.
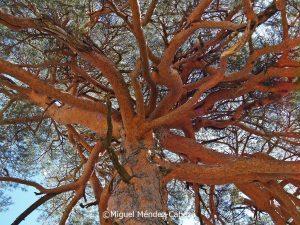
[0,0,299,224]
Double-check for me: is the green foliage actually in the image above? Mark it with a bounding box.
[0,0,299,224]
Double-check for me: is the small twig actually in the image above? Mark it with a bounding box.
[79,200,99,208]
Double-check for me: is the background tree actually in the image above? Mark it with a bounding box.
[0,0,299,224]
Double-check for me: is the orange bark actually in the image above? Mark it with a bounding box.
[0,2,299,225]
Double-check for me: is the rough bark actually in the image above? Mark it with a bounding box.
[0,1,299,225]
[106,146,166,225]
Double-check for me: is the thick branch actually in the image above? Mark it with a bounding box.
[0,59,107,114]
[163,157,300,184]
[0,11,135,130]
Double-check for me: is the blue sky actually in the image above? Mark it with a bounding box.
[1,188,199,225]
[1,187,41,225]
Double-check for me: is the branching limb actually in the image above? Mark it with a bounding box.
[160,133,300,223]
[0,10,135,130]
[70,63,114,95]
[141,0,158,26]
[0,177,47,193]
[0,59,108,114]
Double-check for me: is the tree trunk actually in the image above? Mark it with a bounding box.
[106,143,167,225]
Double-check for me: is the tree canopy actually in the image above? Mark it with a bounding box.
[0,0,299,225]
